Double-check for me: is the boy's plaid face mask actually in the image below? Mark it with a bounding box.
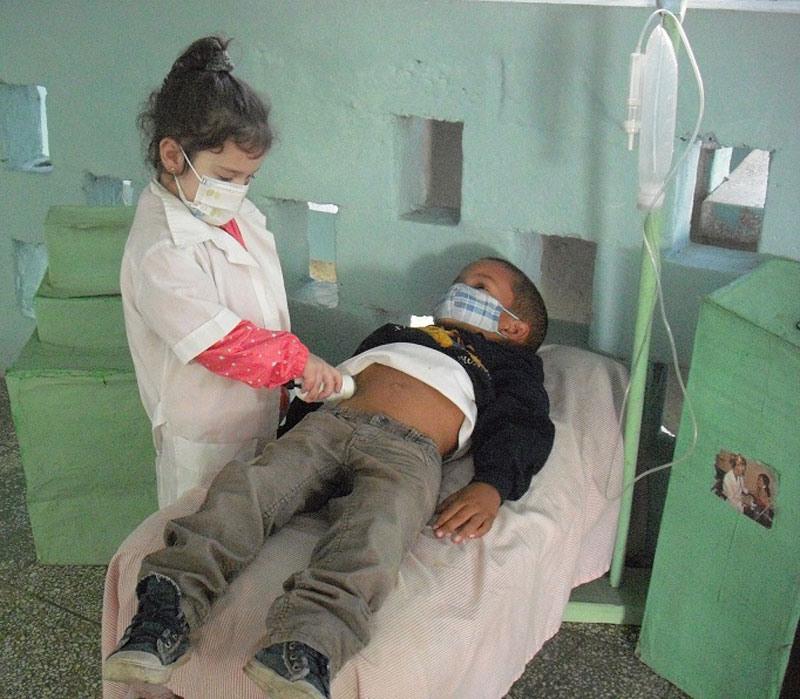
[432,283,518,337]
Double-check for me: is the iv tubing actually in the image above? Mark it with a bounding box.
[608,8,704,589]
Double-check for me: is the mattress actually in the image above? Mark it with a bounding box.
[102,344,628,699]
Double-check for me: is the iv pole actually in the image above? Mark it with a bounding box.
[609,1,686,589]
[610,214,663,588]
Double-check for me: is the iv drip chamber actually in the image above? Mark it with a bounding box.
[637,25,678,211]
[624,51,645,150]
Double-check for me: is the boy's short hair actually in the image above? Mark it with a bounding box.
[482,257,548,350]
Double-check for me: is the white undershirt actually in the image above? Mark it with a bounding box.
[337,342,476,458]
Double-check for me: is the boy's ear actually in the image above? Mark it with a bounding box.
[500,315,530,345]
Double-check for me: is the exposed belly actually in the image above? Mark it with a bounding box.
[338,363,464,456]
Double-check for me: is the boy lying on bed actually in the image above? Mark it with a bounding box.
[103,257,555,699]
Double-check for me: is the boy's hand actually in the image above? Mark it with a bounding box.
[433,482,501,544]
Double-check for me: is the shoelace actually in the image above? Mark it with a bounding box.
[286,642,311,676]
[286,642,329,693]
[125,603,184,644]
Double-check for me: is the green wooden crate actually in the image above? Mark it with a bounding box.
[638,258,800,698]
[6,335,156,564]
[34,271,127,349]
[44,205,134,297]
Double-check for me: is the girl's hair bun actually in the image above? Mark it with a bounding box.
[206,50,235,73]
[171,36,234,75]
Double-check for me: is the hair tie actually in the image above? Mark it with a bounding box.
[206,50,235,73]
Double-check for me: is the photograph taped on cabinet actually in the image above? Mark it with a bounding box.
[711,449,777,530]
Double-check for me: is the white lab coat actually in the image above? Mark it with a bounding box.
[722,469,748,513]
[121,179,291,507]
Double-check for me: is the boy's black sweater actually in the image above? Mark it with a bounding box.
[282,323,555,502]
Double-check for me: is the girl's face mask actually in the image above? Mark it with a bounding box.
[433,282,519,337]
[174,147,249,226]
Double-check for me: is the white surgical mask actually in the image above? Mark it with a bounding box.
[173,147,249,226]
[433,282,519,337]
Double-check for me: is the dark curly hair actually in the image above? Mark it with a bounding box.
[138,36,273,173]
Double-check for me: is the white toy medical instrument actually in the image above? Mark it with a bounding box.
[291,374,356,402]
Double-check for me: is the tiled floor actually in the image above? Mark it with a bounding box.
[0,377,688,698]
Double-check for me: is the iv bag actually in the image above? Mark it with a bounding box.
[637,25,678,211]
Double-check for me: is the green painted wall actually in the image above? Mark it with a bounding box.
[1,1,799,370]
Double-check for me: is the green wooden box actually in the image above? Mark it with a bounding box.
[34,271,127,349]
[638,258,800,698]
[44,205,134,297]
[6,335,156,564]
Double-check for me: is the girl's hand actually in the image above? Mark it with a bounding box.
[297,354,342,402]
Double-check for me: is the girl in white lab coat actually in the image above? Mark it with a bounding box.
[121,36,341,508]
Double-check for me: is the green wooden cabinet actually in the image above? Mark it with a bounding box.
[638,258,800,698]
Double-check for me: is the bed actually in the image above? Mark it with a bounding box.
[102,344,628,699]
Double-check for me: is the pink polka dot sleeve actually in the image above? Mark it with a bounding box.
[194,320,310,389]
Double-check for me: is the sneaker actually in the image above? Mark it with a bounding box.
[244,641,331,699]
[103,573,191,685]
